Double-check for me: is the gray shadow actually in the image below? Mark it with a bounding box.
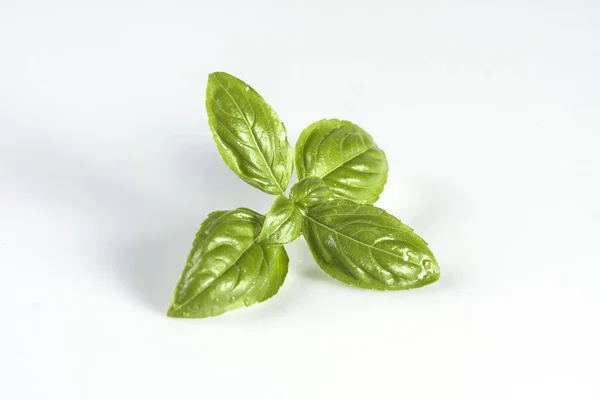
[299,265,331,282]
[1,126,268,313]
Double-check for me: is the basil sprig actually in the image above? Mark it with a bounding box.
[168,72,440,318]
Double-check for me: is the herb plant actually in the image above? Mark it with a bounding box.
[167,72,440,318]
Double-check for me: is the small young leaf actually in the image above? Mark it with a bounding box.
[206,72,294,195]
[168,208,288,318]
[289,177,334,210]
[303,200,439,290]
[258,196,303,245]
[295,119,388,204]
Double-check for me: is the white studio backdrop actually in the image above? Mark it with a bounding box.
[1,1,599,399]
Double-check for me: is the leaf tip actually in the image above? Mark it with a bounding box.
[418,258,440,287]
[208,71,234,82]
[166,303,187,318]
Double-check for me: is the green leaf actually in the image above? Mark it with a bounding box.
[206,72,294,195]
[289,177,334,210]
[303,200,439,290]
[257,196,303,245]
[295,119,388,204]
[168,208,288,318]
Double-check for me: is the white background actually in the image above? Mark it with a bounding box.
[1,1,599,399]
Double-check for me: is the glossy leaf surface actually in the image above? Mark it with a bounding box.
[168,208,288,318]
[206,72,293,195]
[258,196,303,245]
[289,177,334,210]
[303,200,439,290]
[295,119,388,203]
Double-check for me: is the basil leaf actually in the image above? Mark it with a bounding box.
[303,200,439,290]
[289,177,334,210]
[168,208,288,318]
[206,72,294,195]
[295,119,388,204]
[258,196,303,245]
